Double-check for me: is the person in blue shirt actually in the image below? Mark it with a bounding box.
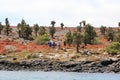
[48,41,52,47]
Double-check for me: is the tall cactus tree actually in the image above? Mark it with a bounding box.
[84,24,96,44]
[49,21,56,38]
[17,23,21,37]
[66,30,73,46]
[20,19,26,38]
[77,22,82,32]
[82,20,86,26]
[39,26,46,36]
[114,28,120,42]
[25,24,32,39]
[0,22,3,35]
[18,19,32,39]
[80,20,87,45]
[51,21,56,27]
[77,26,82,32]
[79,22,82,27]
[100,26,106,35]
[60,23,64,30]
[33,24,39,37]
[5,18,11,36]
[73,31,81,52]
[106,27,114,41]
[118,22,120,27]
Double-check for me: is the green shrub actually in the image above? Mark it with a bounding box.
[35,34,50,45]
[26,54,32,59]
[26,54,39,59]
[106,42,120,55]
[93,37,102,44]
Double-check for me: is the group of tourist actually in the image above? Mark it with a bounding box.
[48,39,60,50]
[48,39,66,50]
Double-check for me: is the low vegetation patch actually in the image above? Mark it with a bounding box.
[34,34,50,45]
[93,37,102,44]
[106,42,120,55]
[26,53,39,59]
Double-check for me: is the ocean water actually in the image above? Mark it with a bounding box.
[0,71,120,80]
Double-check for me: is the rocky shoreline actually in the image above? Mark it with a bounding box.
[0,59,120,73]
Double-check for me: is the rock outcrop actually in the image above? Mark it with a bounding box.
[0,59,120,73]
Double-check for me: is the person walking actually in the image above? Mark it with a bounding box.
[63,40,66,49]
[50,39,54,47]
[48,41,52,47]
[57,40,61,50]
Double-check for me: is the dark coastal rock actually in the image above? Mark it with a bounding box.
[109,60,120,73]
[0,59,119,73]
[100,59,114,66]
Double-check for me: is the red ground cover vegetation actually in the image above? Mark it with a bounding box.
[0,40,49,53]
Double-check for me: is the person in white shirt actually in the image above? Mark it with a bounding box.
[57,40,61,50]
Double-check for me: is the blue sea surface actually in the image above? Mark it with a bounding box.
[0,71,120,80]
